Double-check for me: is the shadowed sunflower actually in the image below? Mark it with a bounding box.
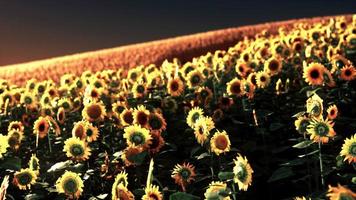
[241,80,255,99]
[123,125,151,148]
[210,130,231,156]
[247,72,257,86]
[327,105,338,120]
[196,86,213,105]
[0,134,9,159]
[226,78,243,97]
[294,116,311,135]
[133,105,150,127]
[112,101,127,115]
[63,137,91,161]
[13,168,37,190]
[121,146,143,167]
[142,184,163,200]
[186,70,204,88]
[256,71,271,88]
[171,163,196,191]
[186,107,204,128]
[303,62,325,86]
[33,117,50,139]
[327,184,356,200]
[204,181,230,200]
[56,171,84,199]
[147,112,167,134]
[82,101,106,122]
[57,107,66,124]
[132,81,147,98]
[8,121,24,132]
[340,66,356,81]
[20,92,37,109]
[8,130,24,150]
[148,132,165,154]
[307,117,335,144]
[340,134,356,164]
[193,116,215,145]
[112,183,134,200]
[167,77,184,97]
[235,62,250,78]
[85,122,99,143]
[28,154,40,174]
[233,154,253,191]
[57,98,73,112]
[112,171,129,193]
[120,108,134,126]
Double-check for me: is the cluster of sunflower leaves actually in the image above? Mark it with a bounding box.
[0,15,356,200]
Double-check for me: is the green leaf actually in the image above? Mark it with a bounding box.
[169,192,200,200]
[131,151,148,165]
[195,152,210,160]
[292,140,313,149]
[268,167,294,182]
[298,149,319,158]
[47,160,73,173]
[0,157,21,171]
[218,172,234,181]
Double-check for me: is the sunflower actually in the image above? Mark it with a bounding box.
[123,124,151,148]
[8,121,24,132]
[327,184,356,200]
[148,132,165,154]
[264,57,282,76]
[186,107,204,128]
[121,146,144,166]
[171,163,196,191]
[57,98,73,112]
[340,134,356,164]
[133,105,150,127]
[303,62,326,86]
[331,55,351,73]
[85,122,100,142]
[0,134,9,159]
[327,105,338,120]
[161,97,178,113]
[63,137,91,161]
[112,101,127,115]
[57,107,66,124]
[121,108,134,126]
[132,81,147,98]
[323,69,336,87]
[193,116,215,145]
[142,184,163,200]
[219,97,233,110]
[204,181,230,200]
[306,93,324,119]
[294,116,311,135]
[196,87,213,105]
[167,78,184,97]
[20,92,37,109]
[8,130,24,150]
[340,66,356,81]
[186,70,204,88]
[72,121,87,140]
[226,78,243,97]
[56,171,84,199]
[13,168,37,190]
[28,154,40,173]
[112,183,134,200]
[212,109,224,122]
[307,117,335,144]
[233,154,253,191]
[33,117,50,139]
[210,130,231,156]
[84,85,103,101]
[255,71,271,88]
[235,62,250,78]
[147,112,167,134]
[241,80,255,99]
[112,171,129,191]
[82,101,106,122]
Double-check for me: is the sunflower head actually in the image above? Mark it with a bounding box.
[264,57,282,76]
[233,154,253,191]
[8,121,24,132]
[85,122,100,143]
[340,134,356,164]
[72,121,87,140]
[306,93,324,119]
[210,130,231,156]
[8,130,24,150]
[340,66,356,81]
[256,71,271,89]
[327,105,338,120]
[13,168,37,190]
[186,107,204,128]
[33,117,50,139]
[142,184,163,200]
[57,107,66,124]
[148,131,165,154]
[186,70,204,88]
[112,183,135,200]
[63,137,91,161]
[193,116,215,145]
[167,78,185,97]
[327,184,356,200]
[295,116,311,134]
[307,117,335,144]
[147,112,167,134]
[303,62,326,86]
[123,124,151,148]
[204,181,230,200]
[226,78,243,97]
[121,108,134,126]
[133,105,150,127]
[132,81,147,98]
[82,101,106,122]
[171,163,196,190]
[56,171,84,199]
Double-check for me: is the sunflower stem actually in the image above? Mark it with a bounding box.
[47,133,52,153]
[231,183,237,200]
[318,141,325,188]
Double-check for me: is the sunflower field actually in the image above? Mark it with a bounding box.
[0,15,356,200]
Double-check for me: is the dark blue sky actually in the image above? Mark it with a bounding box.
[0,0,355,66]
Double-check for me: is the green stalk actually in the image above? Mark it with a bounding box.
[318,141,325,187]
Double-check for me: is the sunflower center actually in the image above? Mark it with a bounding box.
[38,123,46,132]
[191,113,201,123]
[180,169,191,180]
[260,76,266,82]
[200,90,209,99]
[336,60,345,68]
[149,135,160,149]
[298,119,309,133]
[310,69,320,79]
[8,136,19,147]
[62,102,71,110]
[344,69,352,76]
[191,75,201,85]
[231,83,241,94]
[349,143,356,156]
[74,125,85,138]
[315,123,329,136]
[137,112,148,125]
[311,103,321,116]
[136,85,145,94]
[123,112,134,124]
[131,132,145,145]
[24,96,32,104]
[38,85,45,93]
[149,194,160,200]
[215,135,228,150]
[149,116,162,130]
[70,144,84,156]
[17,173,32,185]
[269,60,279,71]
[238,66,244,73]
[87,129,93,137]
[87,105,102,120]
[63,179,78,194]
[235,164,247,182]
[170,81,179,91]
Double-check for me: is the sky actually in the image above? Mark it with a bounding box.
[0,0,355,66]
